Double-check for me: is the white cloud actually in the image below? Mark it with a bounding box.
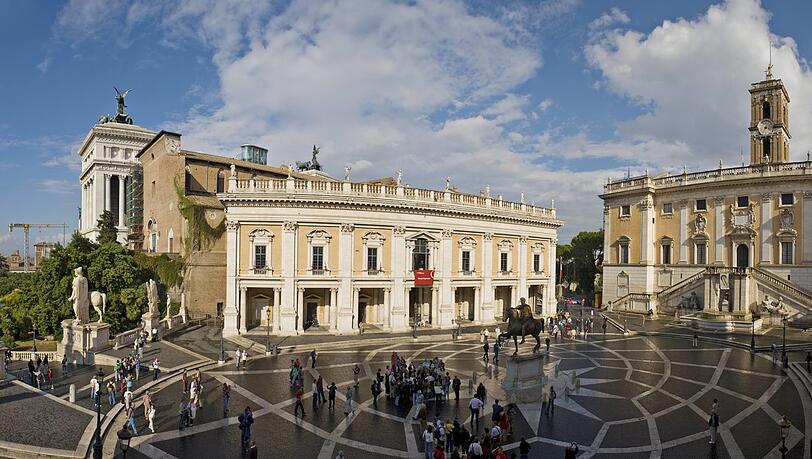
[588,7,629,31]
[585,0,812,169]
[40,179,74,195]
[537,98,553,111]
[36,57,51,75]
[43,153,81,171]
[483,94,530,124]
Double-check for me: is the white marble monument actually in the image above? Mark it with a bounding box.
[59,267,110,365]
[143,279,161,339]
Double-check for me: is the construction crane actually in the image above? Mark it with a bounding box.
[8,223,69,273]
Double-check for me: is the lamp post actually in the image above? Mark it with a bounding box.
[92,368,105,459]
[750,315,756,354]
[218,315,226,364]
[30,323,37,353]
[117,423,133,458]
[781,314,788,369]
[265,307,272,356]
[778,415,792,458]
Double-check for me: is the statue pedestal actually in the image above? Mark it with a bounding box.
[58,320,110,365]
[500,353,545,404]
[142,313,161,340]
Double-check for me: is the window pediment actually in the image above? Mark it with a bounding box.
[406,231,439,242]
[498,239,514,251]
[458,236,477,250]
[362,231,386,245]
[307,229,332,243]
[249,229,274,241]
[531,242,545,254]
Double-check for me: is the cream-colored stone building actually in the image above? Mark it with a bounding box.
[600,69,812,323]
[219,173,561,336]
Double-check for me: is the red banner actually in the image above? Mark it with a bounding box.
[414,269,435,286]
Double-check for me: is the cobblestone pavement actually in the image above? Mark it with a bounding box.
[120,331,811,458]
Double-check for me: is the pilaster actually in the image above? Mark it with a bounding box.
[223,220,240,337]
[390,226,408,331]
[337,224,355,333]
[482,233,494,321]
[279,221,298,334]
[804,192,812,263]
[518,235,528,299]
[714,197,726,264]
[438,229,453,328]
[678,199,689,263]
[760,193,773,264]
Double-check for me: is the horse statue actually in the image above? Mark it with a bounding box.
[498,302,543,355]
[90,291,107,323]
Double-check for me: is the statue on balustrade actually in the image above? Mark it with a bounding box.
[296,145,322,171]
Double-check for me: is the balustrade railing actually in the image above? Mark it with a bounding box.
[225,177,557,219]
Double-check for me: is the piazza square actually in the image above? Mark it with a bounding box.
[1,1,812,458]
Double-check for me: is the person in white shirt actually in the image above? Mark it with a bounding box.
[469,396,484,432]
[490,422,502,446]
[422,425,435,459]
[468,440,483,458]
[148,405,156,433]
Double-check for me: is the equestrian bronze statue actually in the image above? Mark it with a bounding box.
[499,297,543,355]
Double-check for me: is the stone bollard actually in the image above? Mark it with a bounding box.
[69,384,76,403]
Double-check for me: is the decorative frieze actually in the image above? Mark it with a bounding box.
[283,221,298,232]
[441,229,453,239]
[340,223,355,233]
[225,220,239,231]
[393,226,406,236]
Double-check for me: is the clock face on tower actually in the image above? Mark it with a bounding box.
[757,119,774,136]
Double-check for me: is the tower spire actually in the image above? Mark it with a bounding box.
[765,41,773,80]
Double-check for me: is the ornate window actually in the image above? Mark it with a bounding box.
[762,100,771,119]
[762,138,771,161]
[531,242,545,274]
[498,239,514,274]
[362,231,385,274]
[777,208,797,265]
[216,169,225,193]
[661,202,673,215]
[695,199,707,212]
[619,205,630,217]
[458,236,477,274]
[307,230,332,275]
[147,219,158,253]
[659,237,673,265]
[413,238,430,270]
[249,229,274,274]
[780,193,794,206]
[617,236,630,264]
[781,242,794,265]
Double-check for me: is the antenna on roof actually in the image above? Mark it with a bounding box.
[766,40,774,80]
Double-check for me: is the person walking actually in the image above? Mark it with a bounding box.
[549,386,557,415]
[152,358,160,381]
[452,375,461,401]
[148,404,156,433]
[189,398,198,426]
[235,348,242,370]
[316,375,325,404]
[467,439,483,459]
[238,406,254,452]
[61,355,68,376]
[107,381,116,406]
[483,340,490,363]
[310,349,317,369]
[518,437,530,459]
[142,391,152,419]
[352,364,361,387]
[469,396,483,432]
[564,442,579,459]
[328,382,337,410]
[344,386,354,416]
[222,382,231,416]
[181,369,189,393]
[294,386,306,417]
[126,405,138,435]
[371,380,381,407]
[178,399,187,430]
[771,343,777,365]
[493,341,500,365]
[312,380,320,412]
[708,411,720,445]
[541,388,549,414]
[423,425,435,459]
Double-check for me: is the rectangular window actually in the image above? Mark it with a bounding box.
[781,242,793,264]
[780,193,794,206]
[661,244,671,264]
[696,243,707,265]
[254,245,266,269]
[533,254,541,273]
[461,251,471,273]
[620,205,630,217]
[312,246,324,271]
[620,244,629,264]
[695,199,707,211]
[662,203,673,215]
[500,252,509,272]
[737,196,749,208]
[367,247,378,272]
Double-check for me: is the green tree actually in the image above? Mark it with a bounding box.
[96,210,119,245]
[0,254,8,277]
[557,230,604,295]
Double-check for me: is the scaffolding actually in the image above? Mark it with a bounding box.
[126,164,144,250]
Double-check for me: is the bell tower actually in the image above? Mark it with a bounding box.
[749,63,791,164]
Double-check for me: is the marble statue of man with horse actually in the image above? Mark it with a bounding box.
[498,297,544,354]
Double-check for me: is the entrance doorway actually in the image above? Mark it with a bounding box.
[409,287,432,325]
[305,300,318,330]
[253,295,270,328]
[736,244,749,268]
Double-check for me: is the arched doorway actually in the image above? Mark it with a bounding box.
[736,244,749,268]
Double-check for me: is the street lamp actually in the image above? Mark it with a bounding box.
[781,314,789,369]
[778,415,792,458]
[29,321,37,353]
[750,315,756,354]
[92,368,105,459]
[265,307,272,356]
[117,423,133,458]
[218,314,226,364]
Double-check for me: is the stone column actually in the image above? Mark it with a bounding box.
[603,205,611,263]
[337,224,355,333]
[546,240,557,315]
[273,288,281,332]
[714,197,725,264]
[104,174,111,212]
[223,221,240,336]
[280,221,298,334]
[390,226,408,331]
[330,288,338,331]
[510,285,516,309]
[297,287,305,333]
[518,236,528,299]
[678,199,689,263]
[804,192,812,263]
[239,286,248,334]
[352,288,360,330]
[438,229,453,328]
[760,193,773,264]
[430,287,439,325]
[473,286,481,323]
[118,175,126,228]
[383,288,391,330]
[482,233,494,322]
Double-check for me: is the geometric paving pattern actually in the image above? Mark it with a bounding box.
[123,333,810,458]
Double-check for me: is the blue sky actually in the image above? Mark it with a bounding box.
[2,0,812,255]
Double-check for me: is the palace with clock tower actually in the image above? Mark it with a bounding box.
[599,66,812,328]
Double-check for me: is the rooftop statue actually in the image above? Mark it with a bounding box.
[296,145,323,171]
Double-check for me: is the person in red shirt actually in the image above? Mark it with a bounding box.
[493,446,507,459]
[433,445,445,459]
[294,387,305,417]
